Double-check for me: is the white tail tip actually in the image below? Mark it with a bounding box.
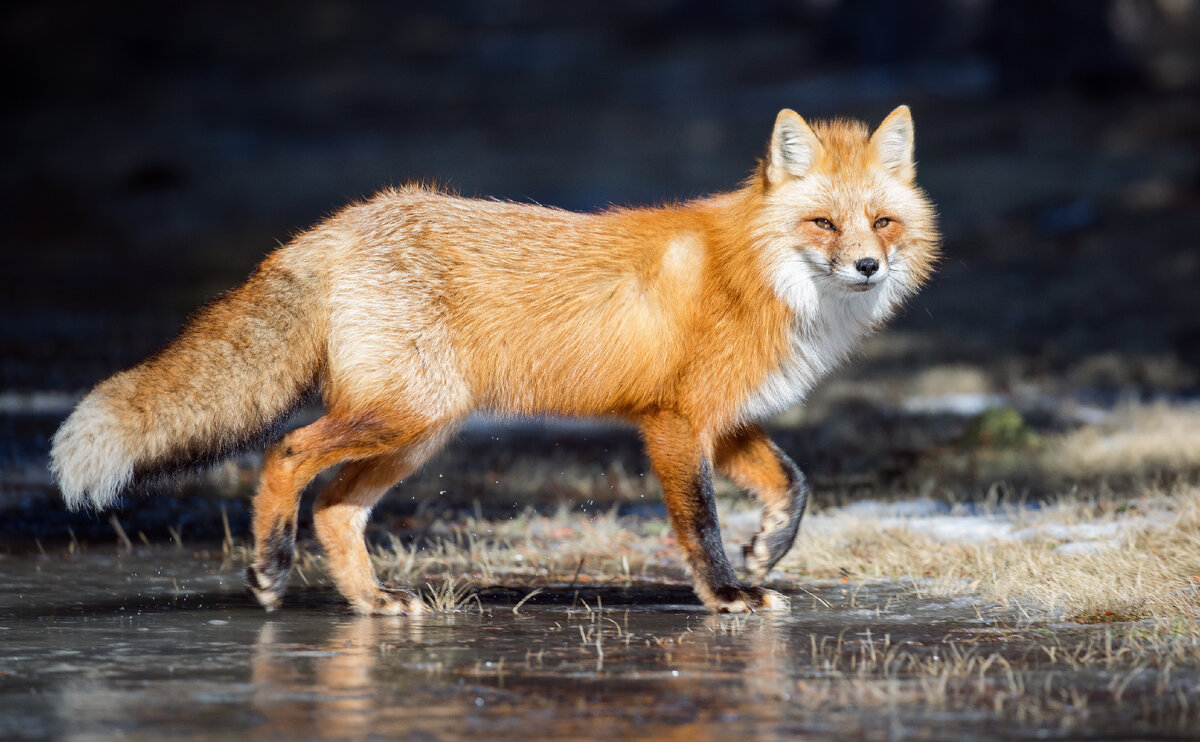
[50,393,134,511]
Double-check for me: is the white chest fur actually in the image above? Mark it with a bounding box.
[737,249,908,424]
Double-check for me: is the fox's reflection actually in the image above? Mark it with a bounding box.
[251,615,423,738]
[247,599,791,739]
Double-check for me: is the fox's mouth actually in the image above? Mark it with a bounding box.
[834,272,886,292]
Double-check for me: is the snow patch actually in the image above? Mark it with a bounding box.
[900,393,1010,416]
[840,498,948,518]
[810,498,1163,552]
[889,515,1014,542]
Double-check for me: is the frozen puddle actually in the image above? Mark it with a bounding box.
[1,549,1197,740]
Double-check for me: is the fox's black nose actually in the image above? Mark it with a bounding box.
[855,258,879,277]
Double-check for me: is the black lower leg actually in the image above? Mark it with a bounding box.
[744,447,809,579]
[246,520,296,610]
[681,460,742,598]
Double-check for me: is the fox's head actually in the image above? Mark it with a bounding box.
[752,105,939,320]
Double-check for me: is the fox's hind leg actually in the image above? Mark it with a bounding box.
[312,425,452,615]
[715,424,809,582]
[245,413,442,611]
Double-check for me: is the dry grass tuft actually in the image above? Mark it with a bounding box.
[421,576,481,613]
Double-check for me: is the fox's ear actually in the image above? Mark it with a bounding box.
[767,109,822,185]
[870,105,915,181]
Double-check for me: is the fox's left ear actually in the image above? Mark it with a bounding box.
[870,105,915,181]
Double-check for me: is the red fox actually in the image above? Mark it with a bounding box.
[51,106,938,614]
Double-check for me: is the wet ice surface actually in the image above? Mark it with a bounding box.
[0,551,1192,741]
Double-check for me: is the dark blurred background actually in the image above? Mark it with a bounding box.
[5,0,1200,388]
[2,1,1199,540]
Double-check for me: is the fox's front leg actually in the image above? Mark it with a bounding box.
[715,425,809,582]
[641,413,789,613]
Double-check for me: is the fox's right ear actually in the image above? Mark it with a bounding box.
[767,109,822,185]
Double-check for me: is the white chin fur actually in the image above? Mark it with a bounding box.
[50,392,134,511]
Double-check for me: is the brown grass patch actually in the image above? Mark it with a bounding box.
[1052,402,1200,480]
[779,482,1200,632]
[371,504,679,588]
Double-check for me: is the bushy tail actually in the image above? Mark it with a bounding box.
[51,257,325,510]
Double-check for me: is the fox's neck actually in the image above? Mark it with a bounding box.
[690,186,903,424]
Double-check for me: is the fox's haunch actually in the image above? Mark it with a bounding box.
[50,259,325,510]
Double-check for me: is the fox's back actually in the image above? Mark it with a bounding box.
[316,188,708,417]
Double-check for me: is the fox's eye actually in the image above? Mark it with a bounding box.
[813,218,836,231]
[873,217,891,229]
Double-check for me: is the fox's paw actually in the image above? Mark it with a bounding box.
[743,502,804,582]
[246,564,287,612]
[350,585,426,616]
[742,536,772,583]
[708,585,790,614]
